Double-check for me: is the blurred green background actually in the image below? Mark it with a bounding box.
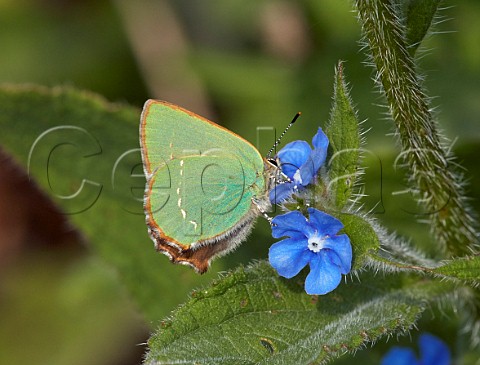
[0,0,479,364]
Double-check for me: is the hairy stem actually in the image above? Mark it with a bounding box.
[355,0,478,255]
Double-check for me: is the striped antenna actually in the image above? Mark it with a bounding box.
[266,112,301,160]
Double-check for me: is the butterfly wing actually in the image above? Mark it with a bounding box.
[140,100,266,272]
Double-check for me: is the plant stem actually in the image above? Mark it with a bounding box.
[355,0,478,256]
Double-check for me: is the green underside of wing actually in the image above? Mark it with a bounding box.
[142,102,266,245]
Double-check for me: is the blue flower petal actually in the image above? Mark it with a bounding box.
[307,208,344,236]
[322,234,352,274]
[310,128,329,173]
[381,347,419,365]
[324,250,344,277]
[271,210,314,239]
[304,250,342,295]
[312,127,329,151]
[310,146,328,174]
[269,238,312,278]
[269,181,295,205]
[419,333,450,365]
[298,156,316,186]
[277,140,311,179]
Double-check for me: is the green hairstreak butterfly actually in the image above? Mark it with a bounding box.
[140,100,276,273]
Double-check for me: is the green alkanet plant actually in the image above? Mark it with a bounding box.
[142,2,480,363]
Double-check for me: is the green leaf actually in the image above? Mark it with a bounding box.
[146,261,456,365]
[367,246,480,287]
[394,0,441,56]
[325,62,361,210]
[0,85,217,323]
[433,256,480,285]
[337,213,379,270]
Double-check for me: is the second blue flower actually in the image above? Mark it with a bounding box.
[269,207,352,295]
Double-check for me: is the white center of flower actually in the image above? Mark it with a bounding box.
[293,169,303,184]
[307,234,327,253]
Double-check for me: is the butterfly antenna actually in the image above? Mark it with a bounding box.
[266,112,301,160]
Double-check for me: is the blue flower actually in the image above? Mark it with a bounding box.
[269,127,329,204]
[381,333,450,365]
[269,207,352,295]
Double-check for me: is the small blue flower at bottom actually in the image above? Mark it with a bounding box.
[381,333,451,365]
[269,208,352,295]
